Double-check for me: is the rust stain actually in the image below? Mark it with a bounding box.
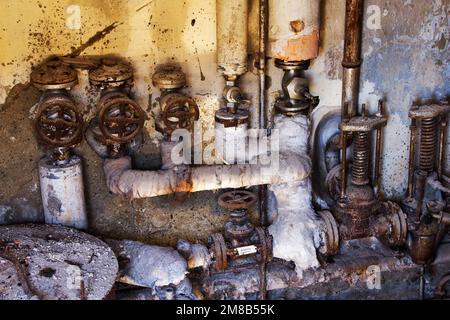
[273,31,319,62]
[68,21,122,57]
[289,20,305,33]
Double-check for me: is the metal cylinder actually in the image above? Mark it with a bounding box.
[217,0,249,76]
[351,131,370,185]
[268,0,320,61]
[342,0,364,118]
[419,117,438,173]
[39,156,88,230]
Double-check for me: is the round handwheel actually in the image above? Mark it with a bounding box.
[208,233,228,272]
[35,95,83,147]
[255,227,273,263]
[98,97,145,144]
[162,94,199,133]
[218,190,257,211]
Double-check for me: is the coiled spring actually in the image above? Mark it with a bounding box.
[419,117,438,173]
[352,131,370,185]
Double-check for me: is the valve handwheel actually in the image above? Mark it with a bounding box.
[162,96,199,133]
[218,190,257,211]
[98,97,145,144]
[35,95,83,148]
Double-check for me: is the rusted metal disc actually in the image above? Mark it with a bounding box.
[35,94,83,148]
[318,210,340,256]
[161,93,199,133]
[208,233,228,272]
[218,190,257,210]
[98,97,145,144]
[89,58,133,87]
[379,201,408,247]
[152,64,186,90]
[31,60,78,90]
[0,224,118,300]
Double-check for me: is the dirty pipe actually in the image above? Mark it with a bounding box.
[342,0,364,118]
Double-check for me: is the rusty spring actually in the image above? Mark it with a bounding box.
[419,117,438,173]
[351,131,370,185]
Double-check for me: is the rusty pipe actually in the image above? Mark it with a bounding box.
[342,0,364,118]
[407,120,418,197]
[438,118,447,180]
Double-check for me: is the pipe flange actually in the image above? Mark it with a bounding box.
[98,97,145,144]
[274,99,311,116]
[255,227,273,263]
[152,64,186,90]
[208,233,228,272]
[89,58,133,88]
[379,201,408,247]
[215,108,249,128]
[274,59,310,71]
[31,59,78,91]
[318,210,340,256]
[35,94,83,148]
[218,190,257,211]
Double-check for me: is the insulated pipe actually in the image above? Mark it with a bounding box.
[103,154,311,199]
[217,0,249,76]
[39,156,88,230]
[342,0,364,118]
[268,0,320,61]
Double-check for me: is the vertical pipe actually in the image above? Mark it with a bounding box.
[340,131,348,198]
[374,100,384,196]
[342,0,364,118]
[217,0,249,76]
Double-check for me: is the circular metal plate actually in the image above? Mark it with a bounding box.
[218,190,257,211]
[89,58,133,87]
[31,60,78,90]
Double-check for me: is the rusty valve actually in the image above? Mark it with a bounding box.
[208,190,272,273]
[35,95,83,148]
[98,97,145,144]
[161,94,199,134]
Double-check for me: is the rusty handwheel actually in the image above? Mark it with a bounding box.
[35,95,83,148]
[208,233,228,272]
[98,97,145,144]
[218,190,257,211]
[161,93,199,133]
[318,210,340,256]
[255,227,273,263]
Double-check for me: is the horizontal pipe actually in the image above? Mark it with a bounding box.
[104,154,311,199]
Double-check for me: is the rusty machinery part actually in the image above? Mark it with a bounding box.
[436,274,450,299]
[31,59,78,91]
[427,200,450,226]
[224,210,255,242]
[160,93,199,133]
[408,104,449,174]
[89,58,133,88]
[318,210,340,256]
[223,86,251,106]
[98,90,129,108]
[35,94,83,148]
[208,233,228,272]
[218,190,257,211]
[274,59,319,116]
[98,97,145,144]
[254,227,273,263]
[377,201,408,247]
[325,164,342,201]
[152,64,186,90]
[215,108,249,128]
[351,131,370,185]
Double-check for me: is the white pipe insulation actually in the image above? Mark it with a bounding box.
[38,156,88,230]
[268,0,320,61]
[103,152,311,199]
[216,0,248,76]
[267,115,322,275]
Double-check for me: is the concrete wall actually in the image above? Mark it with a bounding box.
[0,0,448,244]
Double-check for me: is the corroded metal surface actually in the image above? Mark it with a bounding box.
[30,59,78,90]
[218,190,257,211]
[35,94,83,148]
[0,224,118,300]
[89,58,133,87]
[152,64,186,90]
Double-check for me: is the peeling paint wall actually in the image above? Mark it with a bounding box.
[0,1,449,244]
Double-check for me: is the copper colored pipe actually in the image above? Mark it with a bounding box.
[407,120,417,197]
